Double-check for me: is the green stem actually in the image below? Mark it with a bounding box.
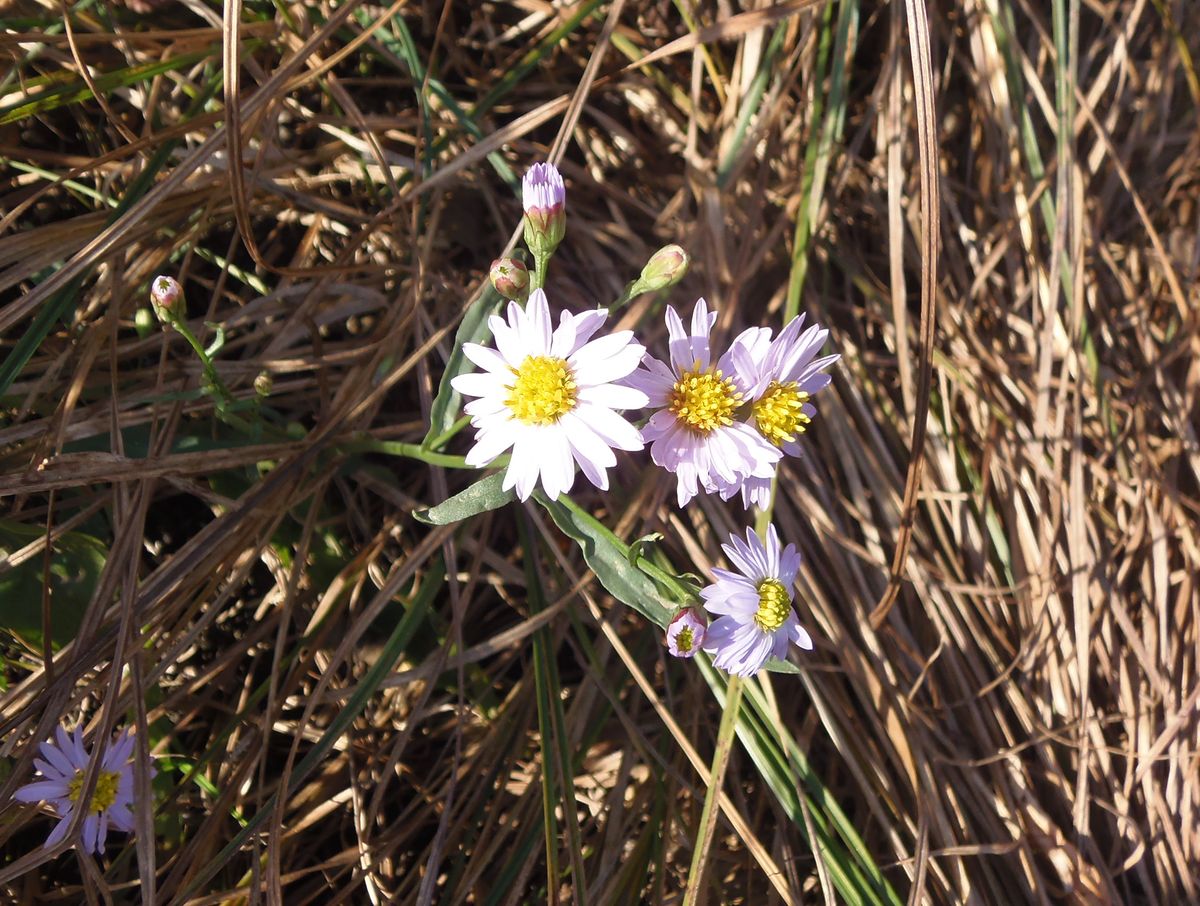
[343,437,474,468]
[683,675,744,905]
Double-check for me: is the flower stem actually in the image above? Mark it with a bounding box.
[683,673,744,905]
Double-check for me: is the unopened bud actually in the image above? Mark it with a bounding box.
[666,607,708,658]
[254,371,273,398]
[150,275,184,323]
[489,257,530,302]
[522,162,566,260]
[632,245,689,295]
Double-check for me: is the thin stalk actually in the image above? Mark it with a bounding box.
[683,675,745,905]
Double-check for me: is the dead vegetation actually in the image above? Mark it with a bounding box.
[0,0,1198,903]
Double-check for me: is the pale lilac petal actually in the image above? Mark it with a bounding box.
[14,780,70,802]
[83,814,100,854]
[36,742,75,779]
[44,813,73,849]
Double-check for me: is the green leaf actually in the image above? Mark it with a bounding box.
[0,522,106,651]
[414,472,513,525]
[423,288,503,449]
[536,495,674,627]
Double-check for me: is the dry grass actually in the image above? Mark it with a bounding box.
[1,0,1198,903]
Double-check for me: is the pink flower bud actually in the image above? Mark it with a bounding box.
[634,244,689,294]
[150,275,184,322]
[489,257,530,302]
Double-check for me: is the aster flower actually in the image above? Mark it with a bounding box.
[723,315,839,509]
[700,525,813,677]
[522,162,566,259]
[451,289,647,500]
[12,725,142,855]
[666,607,707,658]
[628,298,780,508]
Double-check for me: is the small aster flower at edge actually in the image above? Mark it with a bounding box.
[700,524,813,677]
[628,298,780,508]
[666,607,707,658]
[12,725,145,855]
[451,288,648,501]
[726,314,840,509]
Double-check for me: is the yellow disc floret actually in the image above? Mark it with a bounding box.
[68,769,122,814]
[669,363,741,434]
[506,355,577,425]
[675,627,695,653]
[754,579,791,632]
[752,381,811,446]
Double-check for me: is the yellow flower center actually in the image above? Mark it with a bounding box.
[675,627,695,653]
[669,363,741,434]
[506,355,577,425]
[754,579,790,632]
[752,381,811,446]
[67,769,122,814]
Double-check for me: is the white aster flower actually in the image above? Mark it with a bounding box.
[628,298,780,508]
[700,525,813,677]
[12,725,142,854]
[451,289,647,500]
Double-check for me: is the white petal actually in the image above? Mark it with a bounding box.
[576,404,643,451]
[576,383,647,410]
[525,290,553,355]
[463,342,514,375]
[451,372,503,399]
[465,428,516,466]
[538,429,575,500]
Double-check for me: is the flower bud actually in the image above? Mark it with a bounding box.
[254,371,273,398]
[522,162,566,260]
[666,607,707,658]
[633,244,689,295]
[150,275,184,323]
[489,257,530,302]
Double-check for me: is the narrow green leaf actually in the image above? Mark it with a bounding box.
[537,495,674,627]
[423,288,503,449]
[414,472,513,525]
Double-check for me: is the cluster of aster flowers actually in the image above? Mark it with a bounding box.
[454,162,840,678]
[11,724,148,855]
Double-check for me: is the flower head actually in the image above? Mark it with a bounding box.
[13,725,145,855]
[522,162,566,259]
[666,607,707,658]
[700,525,813,677]
[451,289,647,500]
[628,299,780,507]
[722,315,839,509]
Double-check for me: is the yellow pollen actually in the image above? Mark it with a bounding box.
[669,363,741,434]
[506,355,577,425]
[754,579,790,632]
[675,627,695,653]
[752,381,811,446]
[67,769,122,814]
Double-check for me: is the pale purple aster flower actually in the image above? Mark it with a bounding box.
[700,525,813,677]
[451,288,647,501]
[522,162,566,258]
[12,725,143,855]
[722,315,839,509]
[666,607,707,658]
[627,299,780,508]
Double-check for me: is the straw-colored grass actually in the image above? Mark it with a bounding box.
[1,1,1197,902]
